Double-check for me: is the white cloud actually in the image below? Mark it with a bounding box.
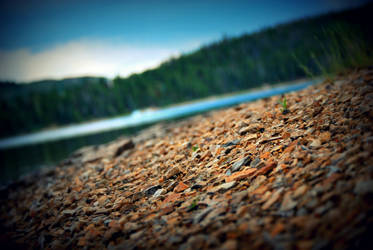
[0,39,206,82]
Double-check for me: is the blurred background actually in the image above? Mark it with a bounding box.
[1,0,372,184]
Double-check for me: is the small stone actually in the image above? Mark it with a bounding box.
[211,181,237,193]
[220,239,238,250]
[280,192,297,211]
[62,209,76,215]
[354,181,373,195]
[166,167,182,179]
[222,139,240,147]
[175,154,184,162]
[258,136,282,144]
[314,201,333,215]
[130,230,143,240]
[168,235,183,244]
[166,181,178,192]
[247,175,267,193]
[225,168,256,183]
[144,185,161,196]
[326,165,341,174]
[256,162,276,175]
[104,219,112,227]
[174,182,189,192]
[231,156,251,172]
[179,235,205,249]
[232,190,248,203]
[193,207,215,224]
[319,132,331,144]
[262,187,284,210]
[250,157,262,168]
[163,193,182,205]
[309,139,321,147]
[160,206,174,215]
[238,123,262,135]
[271,222,285,237]
[153,188,166,198]
[245,134,258,141]
[95,208,111,214]
[236,206,249,217]
[260,152,270,160]
[293,185,308,198]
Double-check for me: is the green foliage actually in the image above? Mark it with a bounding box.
[192,145,199,152]
[296,22,373,77]
[0,4,372,138]
[278,96,288,114]
[188,196,200,211]
[189,200,197,210]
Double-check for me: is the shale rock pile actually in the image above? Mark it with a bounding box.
[1,68,373,249]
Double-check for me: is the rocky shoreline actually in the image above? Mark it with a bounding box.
[1,68,373,249]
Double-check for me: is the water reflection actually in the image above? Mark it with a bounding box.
[0,125,148,185]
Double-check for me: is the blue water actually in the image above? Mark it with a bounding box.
[0,80,316,150]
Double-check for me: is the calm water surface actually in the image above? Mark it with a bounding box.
[0,80,316,185]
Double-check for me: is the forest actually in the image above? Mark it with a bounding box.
[0,3,372,138]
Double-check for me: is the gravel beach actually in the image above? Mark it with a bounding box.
[1,68,373,249]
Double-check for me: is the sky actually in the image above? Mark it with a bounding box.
[0,0,370,82]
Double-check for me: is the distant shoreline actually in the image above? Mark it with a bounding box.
[0,77,319,149]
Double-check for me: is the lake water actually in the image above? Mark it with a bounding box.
[0,80,317,185]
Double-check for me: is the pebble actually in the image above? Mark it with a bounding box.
[193,207,215,224]
[225,169,256,183]
[153,188,166,198]
[210,181,237,193]
[280,192,297,211]
[262,188,284,210]
[250,157,263,168]
[62,209,76,215]
[231,156,251,172]
[166,167,182,179]
[247,175,267,193]
[354,181,373,195]
[219,239,237,250]
[222,139,240,147]
[309,139,321,147]
[174,182,189,192]
[238,123,263,135]
[293,185,308,198]
[144,185,162,196]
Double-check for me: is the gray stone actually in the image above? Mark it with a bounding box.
[144,185,162,196]
[193,207,215,224]
[62,209,76,215]
[225,169,232,176]
[210,181,237,193]
[231,156,251,172]
[104,219,112,227]
[153,188,166,198]
[354,181,373,195]
[222,139,240,147]
[250,157,261,168]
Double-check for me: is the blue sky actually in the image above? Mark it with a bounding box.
[0,0,370,82]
